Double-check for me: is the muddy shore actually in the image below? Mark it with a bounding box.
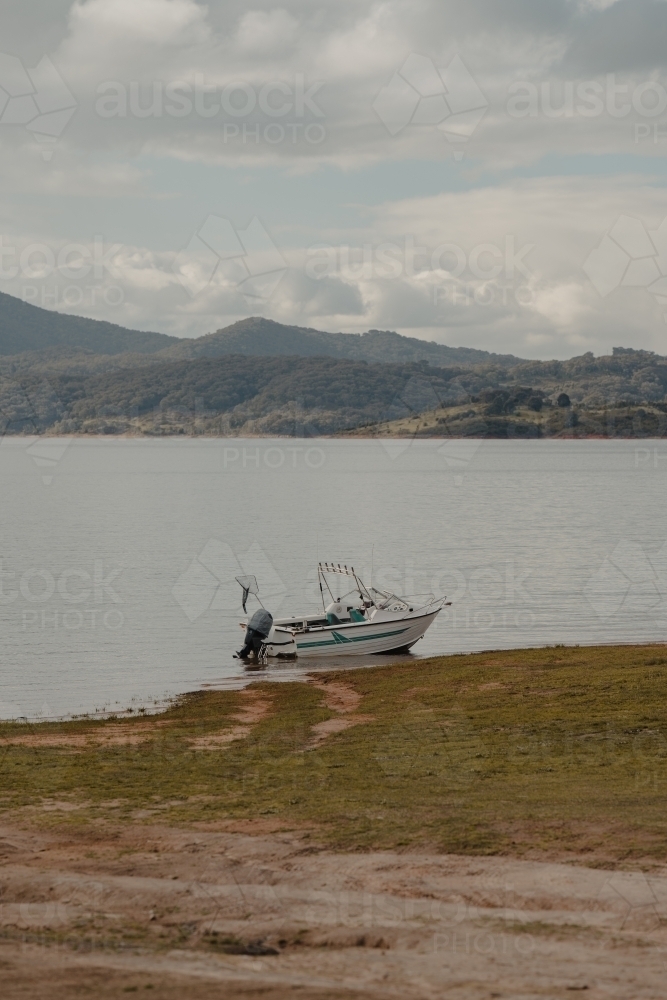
[2,645,667,997]
[2,817,666,999]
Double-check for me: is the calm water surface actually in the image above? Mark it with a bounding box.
[0,436,665,719]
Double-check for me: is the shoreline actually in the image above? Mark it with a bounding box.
[2,643,665,859]
[5,639,666,724]
[2,642,667,998]
[2,431,665,440]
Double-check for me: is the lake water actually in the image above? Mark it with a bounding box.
[1,436,665,720]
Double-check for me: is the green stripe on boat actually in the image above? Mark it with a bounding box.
[297,627,409,649]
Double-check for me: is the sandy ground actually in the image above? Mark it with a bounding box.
[1,817,667,1000]
[303,680,374,749]
[3,673,667,997]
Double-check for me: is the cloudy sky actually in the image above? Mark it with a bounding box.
[3,0,667,358]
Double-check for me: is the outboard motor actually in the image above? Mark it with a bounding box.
[236,608,273,660]
[234,575,273,660]
[248,608,273,637]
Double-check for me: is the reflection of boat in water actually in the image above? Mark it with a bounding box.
[237,563,448,660]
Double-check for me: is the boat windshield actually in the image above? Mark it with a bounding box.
[370,589,436,611]
[371,590,410,611]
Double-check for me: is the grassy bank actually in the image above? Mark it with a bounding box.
[2,644,667,862]
[349,400,667,439]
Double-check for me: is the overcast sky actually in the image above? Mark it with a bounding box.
[3,0,667,357]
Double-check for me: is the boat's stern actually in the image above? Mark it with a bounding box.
[262,625,298,658]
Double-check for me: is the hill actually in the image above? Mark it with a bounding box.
[156,316,525,368]
[0,291,178,356]
[2,346,667,437]
[0,292,666,438]
[0,293,525,368]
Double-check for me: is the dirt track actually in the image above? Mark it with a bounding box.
[2,818,667,999]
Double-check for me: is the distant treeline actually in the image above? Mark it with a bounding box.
[1,348,667,437]
[1,288,667,436]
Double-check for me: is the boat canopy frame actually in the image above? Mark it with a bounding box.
[317,562,437,614]
[317,562,372,611]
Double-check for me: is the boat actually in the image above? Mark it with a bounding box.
[236,562,448,659]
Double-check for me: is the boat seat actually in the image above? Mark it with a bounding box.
[326,612,342,625]
[349,608,365,622]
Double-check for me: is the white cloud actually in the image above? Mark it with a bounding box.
[4,0,667,355]
[68,0,210,47]
[57,0,211,84]
[235,9,298,55]
[318,5,406,80]
[4,171,664,356]
[579,0,622,10]
[5,0,656,171]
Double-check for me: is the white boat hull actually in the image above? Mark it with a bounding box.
[263,607,441,658]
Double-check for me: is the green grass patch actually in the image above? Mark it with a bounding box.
[2,644,667,861]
